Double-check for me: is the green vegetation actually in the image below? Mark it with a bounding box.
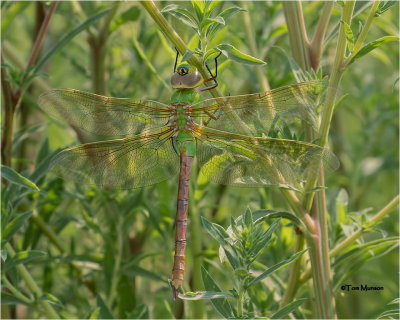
[1,1,398,319]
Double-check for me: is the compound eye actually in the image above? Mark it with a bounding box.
[177,66,189,75]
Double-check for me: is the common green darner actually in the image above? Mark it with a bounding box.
[38,55,338,299]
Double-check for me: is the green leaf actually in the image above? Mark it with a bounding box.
[376,1,397,16]
[181,49,195,62]
[179,291,234,300]
[1,165,39,191]
[248,249,307,287]
[201,266,234,318]
[205,0,222,15]
[33,8,112,74]
[96,295,114,319]
[341,20,354,52]
[217,44,265,65]
[3,211,32,242]
[191,0,204,22]
[110,6,141,32]
[161,5,198,30]
[201,17,224,34]
[30,148,62,183]
[271,298,308,319]
[89,307,101,319]
[348,36,400,66]
[122,265,166,283]
[206,7,245,40]
[125,304,149,319]
[1,249,7,261]
[5,250,46,271]
[201,216,230,245]
[251,218,281,258]
[1,292,31,306]
[40,293,63,307]
[244,207,253,231]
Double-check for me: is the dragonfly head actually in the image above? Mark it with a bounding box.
[171,63,203,89]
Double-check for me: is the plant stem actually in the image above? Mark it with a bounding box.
[1,56,16,167]
[310,1,334,70]
[237,281,244,317]
[107,212,124,307]
[1,2,57,167]
[2,41,52,93]
[282,1,310,71]
[301,3,356,317]
[88,3,120,94]
[25,2,58,72]
[330,195,400,257]
[304,0,355,213]
[4,243,59,319]
[279,230,305,308]
[346,1,380,64]
[31,209,66,253]
[240,1,270,92]
[299,195,399,284]
[3,277,33,305]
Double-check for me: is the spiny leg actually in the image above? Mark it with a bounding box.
[197,51,222,93]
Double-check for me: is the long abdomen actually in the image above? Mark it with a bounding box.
[171,152,194,299]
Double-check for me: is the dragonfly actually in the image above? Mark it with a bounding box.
[38,53,338,299]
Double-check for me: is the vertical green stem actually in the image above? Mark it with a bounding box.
[4,243,59,319]
[282,1,310,71]
[240,1,270,92]
[309,1,334,70]
[107,211,124,307]
[88,3,120,94]
[237,280,244,317]
[302,3,355,318]
[1,2,57,167]
[279,230,305,308]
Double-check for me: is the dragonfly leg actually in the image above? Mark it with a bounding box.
[174,48,179,73]
[202,94,230,126]
[197,51,222,93]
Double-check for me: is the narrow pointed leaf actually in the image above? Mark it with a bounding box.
[248,249,307,286]
[33,8,113,74]
[201,266,234,318]
[201,216,230,245]
[40,293,63,307]
[348,36,400,66]
[161,5,198,29]
[341,20,354,52]
[271,298,308,319]
[1,293,31,306]
[96,295,114,319]
[217,44,265,65]
[3,211,32,242]
[179,291,234,300]
[5,250,46,271]
[251,218,281,258]
[1,165,39,191]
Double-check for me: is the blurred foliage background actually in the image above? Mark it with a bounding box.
[1,1,399,319]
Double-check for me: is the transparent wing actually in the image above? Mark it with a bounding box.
[194,126,339,190]
[50,127,179,189]
[38,89,171,138]
[191,81,328,136]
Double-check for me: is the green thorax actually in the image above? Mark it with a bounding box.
[171,88,201,105]
[170,88,201,157]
